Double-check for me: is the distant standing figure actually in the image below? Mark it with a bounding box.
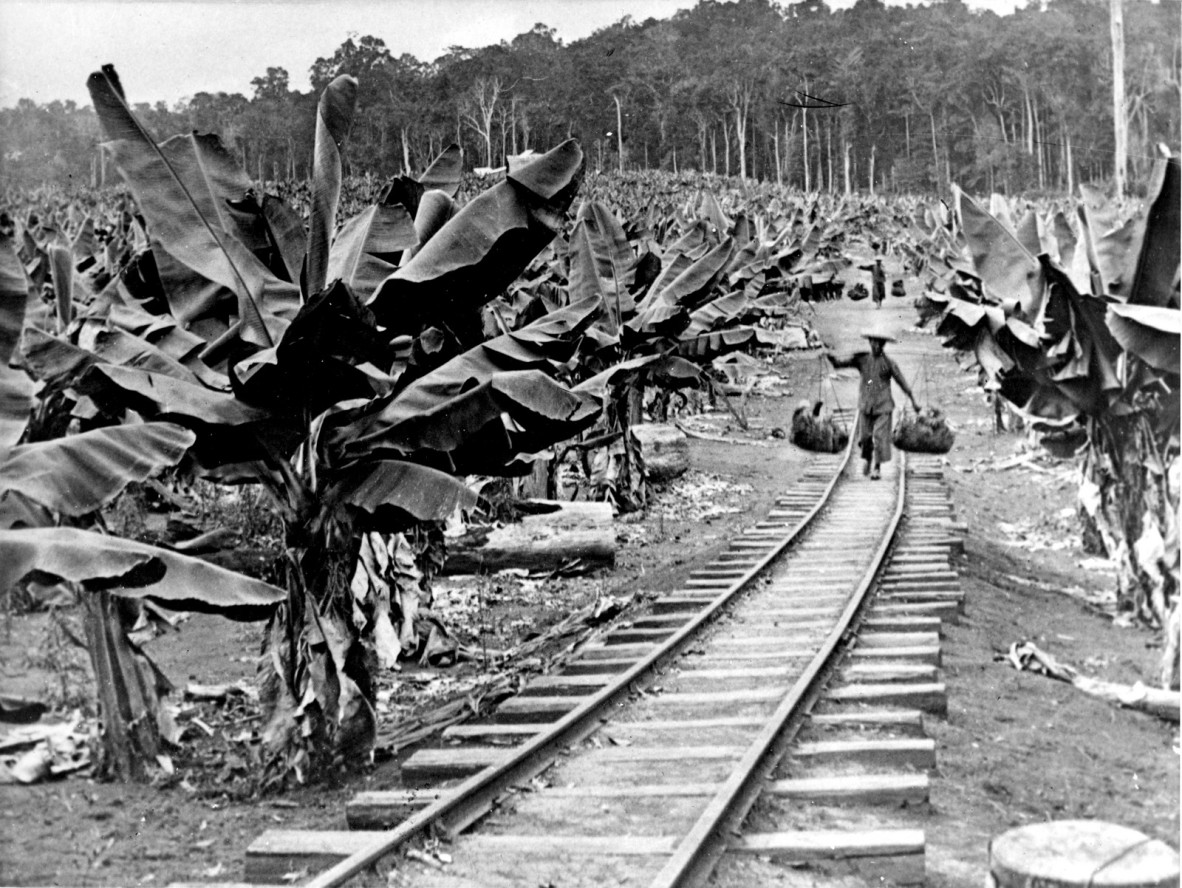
[871,258,886,310]
[826,324,919,479]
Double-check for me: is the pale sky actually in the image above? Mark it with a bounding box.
[0,0,1024,110]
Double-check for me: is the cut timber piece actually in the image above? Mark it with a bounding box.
[347,789,450,829]
[767,773,929,805]
[245,830,375,883]
[442,722,549,742]
[827,682,947,715]
[730,829,925,883]
[650,595,715,613]
[843,662,939,683]
[851,645,942,667]
[521,674,614,695]
[792,738,936,769]
[990,820,1180,888]
[494,695,580,722]
[401,747,507,784]
[862,615,944,634]
[809,709,925,734]
[443,500,614,575]
[631,422,689,481]
[859,631,940,648]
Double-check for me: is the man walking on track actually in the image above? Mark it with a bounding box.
[826,323,919,479]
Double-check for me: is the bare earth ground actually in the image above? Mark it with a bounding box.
[1,278,1178,886]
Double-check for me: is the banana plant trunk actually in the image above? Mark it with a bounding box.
[83,591,171,781]
[262,513,374,784]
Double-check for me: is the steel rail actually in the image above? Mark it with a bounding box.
[650,451,909,888]
[303,440,856,888]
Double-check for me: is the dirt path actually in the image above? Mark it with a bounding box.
[1,278,1177,886]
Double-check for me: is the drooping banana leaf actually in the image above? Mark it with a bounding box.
[305,75,358,299]
[684,291,750,337]
[231,281,392,414]
[953,186,1041,317]
[326,459,478,532]
[79,363,270,427]
[0,235,34,446]
[1106,303,1181,374]
[367,140,584,338]
[87,66,296,347]
[1126,158,1181,308]
[417,143,463,197]
[399,191,459,266]
[327,300,601,471]
[0,526,285,620]
[635,236,735,315]
[0,422,195,524]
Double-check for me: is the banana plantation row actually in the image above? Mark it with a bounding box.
[0,67,1177,788]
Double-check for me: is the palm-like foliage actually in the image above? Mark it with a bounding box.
[931,159,1180,686]
[0,68,599,781]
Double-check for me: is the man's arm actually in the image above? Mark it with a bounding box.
[825,350,863,370]
[889,357,920,409]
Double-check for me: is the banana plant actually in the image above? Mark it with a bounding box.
[932,159,1180,687]
[0,68,599,783]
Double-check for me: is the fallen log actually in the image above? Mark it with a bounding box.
[630,423,690,482]
[1005,641,1180,722]
[443,500,615,575]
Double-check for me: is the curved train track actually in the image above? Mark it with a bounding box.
[195,420,965,888]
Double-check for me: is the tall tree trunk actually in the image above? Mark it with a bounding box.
[1066,128,1075,195]
[929,110,939,188]
[711,129,717,174]
[723,122,731,177]
[1111,0,1128,195]
[843,138,851,195]
[1034,101,1045,189]
[869,143,877,196]
[803,106,811,192]
[614,94,625,173]
[773,123,782,186]
[904,109,911,159]
[401,127,411,174]
[826,119,834,193]
[673,146,678,174]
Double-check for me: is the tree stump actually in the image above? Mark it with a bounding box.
[630,423,689,482]
[989,821,1179,888]
[442,500,615,575]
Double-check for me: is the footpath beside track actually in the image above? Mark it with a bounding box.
[190,431,966,888]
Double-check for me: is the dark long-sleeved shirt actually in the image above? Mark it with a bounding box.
[829,351,914,413]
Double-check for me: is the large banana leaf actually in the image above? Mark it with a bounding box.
[0,235,30,366]
[576,200,636,293]
[0,423,195,525]
[954,187,1041,316]
[1,235,33,446]
[0,527,284,620]
[87,66,297,347]
[417,144,463,197]
[326,203,417,298]
[635,237,735,315]
[328,300,601,471]
[305,76,358,299]
[367,140,584,337]
[261,195,307,286]
[1127,159,1181,308]
[79,364,270,427]
[232,281,391,414]
[326,460,477,532]
[685,291,750,336]
[1106,304,1181,374]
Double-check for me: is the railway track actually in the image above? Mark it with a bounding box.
[202,427,965,888]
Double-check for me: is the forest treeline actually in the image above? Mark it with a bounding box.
[2,0,1178,195]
